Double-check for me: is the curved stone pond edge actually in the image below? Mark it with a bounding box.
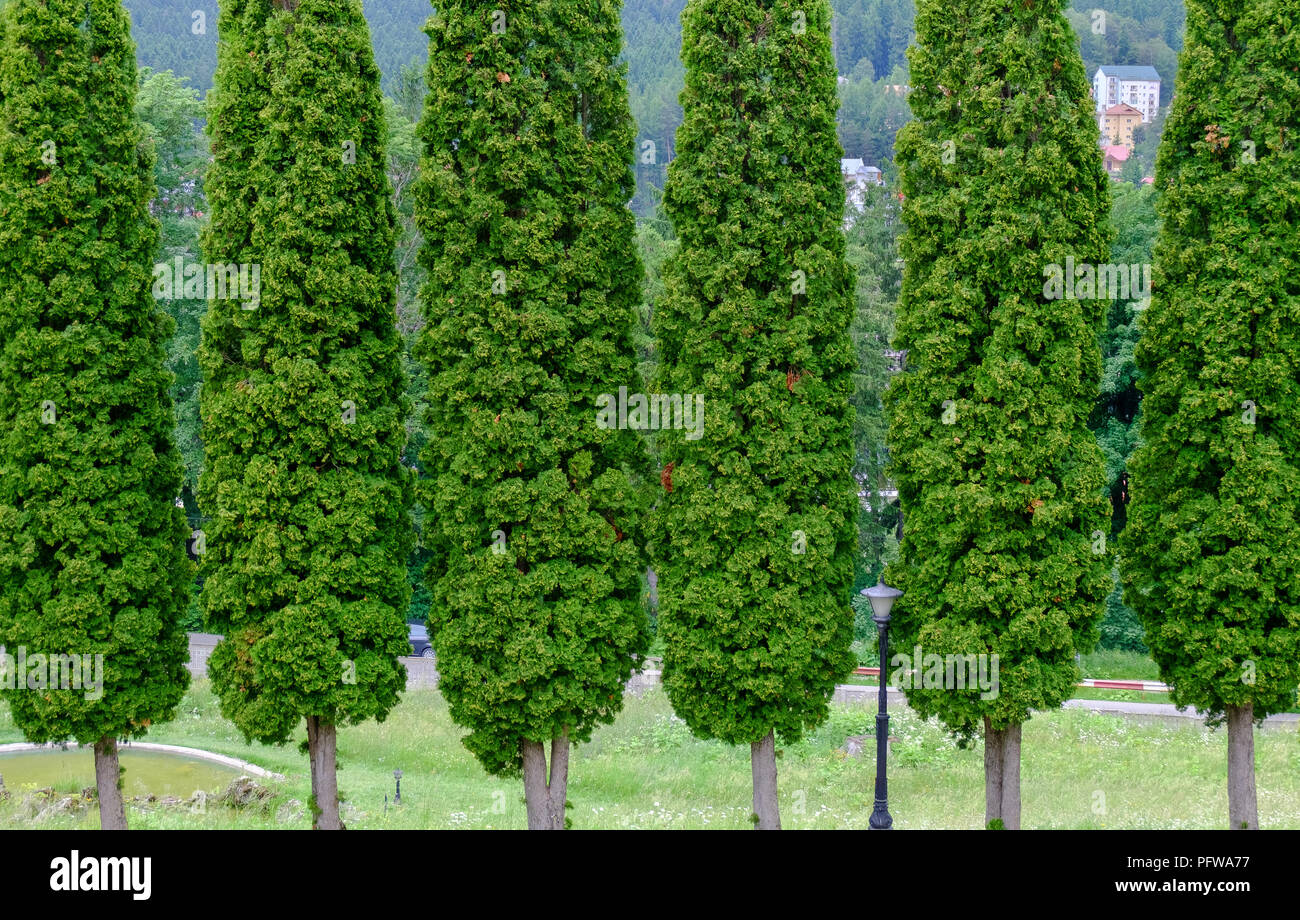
[0,742,284,780]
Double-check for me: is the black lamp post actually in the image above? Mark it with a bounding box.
[862,579,903,830]
[393,769,403,805]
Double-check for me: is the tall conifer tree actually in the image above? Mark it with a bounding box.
[886,0,1112,828]
[651,0,858,830]
[1123,0,1300,830]
[416,0,649,829]
[199,0,412,830]
[0,0,192,830]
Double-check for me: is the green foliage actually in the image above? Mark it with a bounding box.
[383,93,432,622]
[833,0,914,80]
[633,220,676,395]
[1099,570,1147,653]
[1128,108,1168,180]
[1119,154,1145,186]
[623,0,916,211]
[837,64,913,165]
[1089,182,1155,651]
[198,0,413,744]
[846,183,903,587]
[0,0,192,744]
[416,0,651,777]
[1088,181,1154,647]
[885,0,1113,740]
[137,68,207,216]
[136,68,208,501]
[651,0,858,748]
[1122,0,1300,721]
[623,0,916,209]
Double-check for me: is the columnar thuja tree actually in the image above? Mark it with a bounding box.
[651,0,857,830]
[885,0,1112,829]
[199,0,413,830]
[417,2,649,829]
[0,0,192,830]
[1122,0,1300,831]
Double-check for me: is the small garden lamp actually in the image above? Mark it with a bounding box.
[393,768,403,805]
[861,579,903,829]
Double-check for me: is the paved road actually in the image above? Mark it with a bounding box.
[1061,697,1299,727]
[186,632,440,688]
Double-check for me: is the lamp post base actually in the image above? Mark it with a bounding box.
[869,796,892,829]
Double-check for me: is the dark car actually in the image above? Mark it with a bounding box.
[408,624,434,659]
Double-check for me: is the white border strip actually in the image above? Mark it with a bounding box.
[0,741,283,780]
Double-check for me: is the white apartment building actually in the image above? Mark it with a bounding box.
[1093,65,1162,123]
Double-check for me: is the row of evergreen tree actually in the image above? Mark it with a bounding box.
[0,0,855,831]
[887,0,1299,830]
[0,0,1294,832]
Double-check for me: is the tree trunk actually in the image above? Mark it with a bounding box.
[521,740,551,830]
[548,733,569,830]
[306,716,342,830]
[751,730,780,830]
[93,735,127,831]
[521,736,569,830]
[983,715,1003,829]
[1226,703,1258,829]
[984,718,1022,829]
[1000,722,1022,830]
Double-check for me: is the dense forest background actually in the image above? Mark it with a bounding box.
[106,0,1179,649]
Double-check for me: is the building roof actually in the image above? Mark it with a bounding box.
[1104,103,1144,117]
[842,159,881,176]
[1103,145,1131,163]
[1097,65,1161,82]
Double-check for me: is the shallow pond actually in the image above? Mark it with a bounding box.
[0,748,241,797]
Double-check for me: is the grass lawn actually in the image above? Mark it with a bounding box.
[1070,687,1172,704]
[1078,649,1161,681]
[2,679,1298,829]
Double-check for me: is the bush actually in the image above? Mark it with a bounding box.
[1099,570,1147,653]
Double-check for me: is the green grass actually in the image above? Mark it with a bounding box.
[1078,649,1161,682]
[2,679,1299,829]
[1070,687,1171,704]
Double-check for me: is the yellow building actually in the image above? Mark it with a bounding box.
[1099,103,1144,152]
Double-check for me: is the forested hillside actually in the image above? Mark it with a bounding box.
[624,0,686,214]
[120,1,218,91]
[120,0,429,94]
